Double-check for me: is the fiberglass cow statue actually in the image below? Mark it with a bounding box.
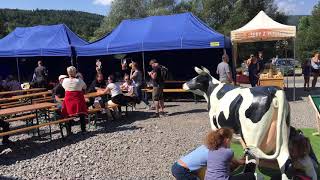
[183,67,293,180]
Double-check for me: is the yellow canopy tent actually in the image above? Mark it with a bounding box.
[231,11,297,100]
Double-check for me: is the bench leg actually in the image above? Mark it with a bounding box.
[59,123,64,139]
[94,113,98,129]
[35,110,40,137]
[45,109,52,139]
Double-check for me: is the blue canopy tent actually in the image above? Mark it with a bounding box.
[0,24,88,81]
[75,13,232,78]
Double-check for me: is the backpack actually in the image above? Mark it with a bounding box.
[160,65,169,81]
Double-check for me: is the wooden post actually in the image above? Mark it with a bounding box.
[232,43,238,85]
[16,57,21,83]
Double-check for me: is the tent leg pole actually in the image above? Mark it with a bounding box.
[232,43,238,85]
[16,57,21,83]
[76,56,79,70]
[142,52,146,80]
[70,56,74,66]
[293,39,296,101]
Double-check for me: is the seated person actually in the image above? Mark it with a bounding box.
[88,73,107,108]
[4,75,22,92]
[288,128,318,180]
[88,73,107,93]
[99,75,129,109]
[172,145,208,180]
[52,75,67,109]
[120,75,137,97]
[205,128,251,180]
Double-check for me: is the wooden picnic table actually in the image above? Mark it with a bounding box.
[141,88,197,103]
[0,102,56,116]
[0,91,52,103]
[141,88,187,93]
[0,88,46,96]
[84,92,105,98]
[0,102,57,136]
[60,92,106,101]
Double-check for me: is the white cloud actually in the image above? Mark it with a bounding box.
[275,0,305,14]
[93,0,113,6]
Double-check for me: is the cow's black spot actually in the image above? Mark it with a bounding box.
[286,105,290,126]
[216,84,237,100]
[207,83,219,110]
[245,86,278,123]
[212,117,219,129]
[217,95,243,134]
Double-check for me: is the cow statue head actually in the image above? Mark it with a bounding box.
[183,67,220,102]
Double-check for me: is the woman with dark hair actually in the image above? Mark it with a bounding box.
[99,75,128,108]
[205,128,254,180]
[248,56,260,87]
[62,66,87,134]
[88,73,106,93]
[88,72,107,109]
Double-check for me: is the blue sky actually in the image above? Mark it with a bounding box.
[0,0,318,16]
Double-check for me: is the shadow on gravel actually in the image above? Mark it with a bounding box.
[0,111,153,165]
[285,87,320,101]
[0,176,17,180]
[169,109,207,116]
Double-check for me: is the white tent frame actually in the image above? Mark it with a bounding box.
[231,11,297,101]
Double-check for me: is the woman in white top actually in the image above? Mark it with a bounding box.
[99,75,127,109]
[62,66,87,134]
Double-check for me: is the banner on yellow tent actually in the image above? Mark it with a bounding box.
[231,28,295,42]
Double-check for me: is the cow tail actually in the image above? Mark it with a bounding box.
[247,90,285,160]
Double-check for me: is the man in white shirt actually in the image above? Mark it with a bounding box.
[216,54,233,83]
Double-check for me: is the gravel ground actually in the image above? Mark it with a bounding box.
[0,81,317,179]
[0,102,210,179]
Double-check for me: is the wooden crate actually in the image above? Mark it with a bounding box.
[259,78,284,89]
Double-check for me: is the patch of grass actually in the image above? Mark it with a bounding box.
[230,128,320,179]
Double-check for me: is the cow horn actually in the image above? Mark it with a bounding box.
[194,67,203,74]
[201,66,211,75]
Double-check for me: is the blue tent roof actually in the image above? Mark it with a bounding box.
[76,13,231,56]
[0,24,88,57]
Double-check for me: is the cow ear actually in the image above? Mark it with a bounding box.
[201,66,211,75]
[194,67,203,75]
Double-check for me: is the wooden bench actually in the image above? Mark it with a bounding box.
[1,102,29,109]
[5,114,36,123]
[0,117,74,139]
[0,97,53,109]
[33,97,53,103]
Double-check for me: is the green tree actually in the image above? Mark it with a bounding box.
[0,9,103,41]
[0,11,6,38]
[297,2,320,62]
[92,0,188,40]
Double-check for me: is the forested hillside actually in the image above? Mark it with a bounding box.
[0,9,103,41]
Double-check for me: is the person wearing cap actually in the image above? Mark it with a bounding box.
[53,75,67,109]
